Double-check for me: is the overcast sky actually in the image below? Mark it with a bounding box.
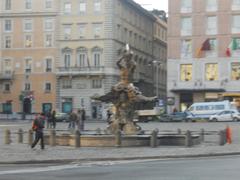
[134,0,168,13]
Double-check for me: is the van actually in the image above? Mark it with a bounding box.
[186,100,237,120]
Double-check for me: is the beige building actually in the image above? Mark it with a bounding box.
[168,0,240,112]
[56,0,168,119]
[0,0,57,114]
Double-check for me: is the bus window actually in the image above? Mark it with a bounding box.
[215,105,224,110]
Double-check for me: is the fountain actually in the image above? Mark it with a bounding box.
[92,45,157,135]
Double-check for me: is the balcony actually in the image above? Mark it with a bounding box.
[0,71,14,80]
[56,66,105,76]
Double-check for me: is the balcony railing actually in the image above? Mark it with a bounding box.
[57,66,105,76]
[0,71,14,80]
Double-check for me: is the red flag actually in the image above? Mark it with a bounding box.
[196,39,211,58]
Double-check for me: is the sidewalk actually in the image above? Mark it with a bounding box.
[1,121,240,164]
[1,142,240,164]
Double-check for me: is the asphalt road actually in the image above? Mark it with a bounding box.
[0,156,240,180]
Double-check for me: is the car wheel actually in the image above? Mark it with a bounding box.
[233,117,238,122]
[212,118,218,122]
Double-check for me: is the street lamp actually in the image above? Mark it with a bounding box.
[149,60,162,99]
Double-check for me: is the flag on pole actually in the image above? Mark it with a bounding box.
[196,39,211,58]
[226,38,238,57]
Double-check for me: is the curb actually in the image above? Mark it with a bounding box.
[1,152,240,165]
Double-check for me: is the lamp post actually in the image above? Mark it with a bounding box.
[151,60,162,99]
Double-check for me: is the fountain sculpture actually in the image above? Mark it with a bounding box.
[92,45,157,135]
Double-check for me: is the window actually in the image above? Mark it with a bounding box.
[93,52,100,67]
[3,59,12,74]
[45,83,51,92]
[5,0,11,10]
[92,79,102,88]
[25,58,32,73]
[232,0,240,10]
[181,39,192,58]
[45,58,52,72]
[79,0,86,14]
[180,64,192,81]
[23,19,33,32]
[94,0,101,14]
[205,63,218,81]
[2,102,12,113]
[24,83,31,91]
[205,39,217,57]
[4,19,12,32]
[62,79,72,89]
[44,19,54,31]
[63,25,71,39]
[79,24,86,38]
[232,15,240,33]
[206,0,217,11]
[231,62,240,80]
[64,54,71,68]
[45,34,53,47]
[25,0,32,10]
[93,23,102,38]
[4,36,11,48]
[78,53,86,67]
[45,0,53,9]
[181,0,192,13]
[206,16,217,35]
[230,38,240,57]
[3,83,11,92]
[25,35,32,48]
[181,17,192,36]
[64,3,71,14]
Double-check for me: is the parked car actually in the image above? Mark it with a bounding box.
[159,112,194,122]
[209,110,240,122]
[55,112,69,122]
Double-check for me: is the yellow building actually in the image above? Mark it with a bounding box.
[0,0,57,114]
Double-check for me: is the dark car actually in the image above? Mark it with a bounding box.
[55,112,69,122]
[160,112,193,122]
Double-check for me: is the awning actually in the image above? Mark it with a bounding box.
[171,89,225,93]
[222,93,240,97]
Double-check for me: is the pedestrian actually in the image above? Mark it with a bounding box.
[68,110,77,130]
[76,109,82,131]
[81,108,86,131]
[45,110,51,129]
[31,112,45,150]
[51,110,56,129]
[107,109,112,124]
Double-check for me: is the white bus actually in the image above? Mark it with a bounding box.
[186,100,237,119]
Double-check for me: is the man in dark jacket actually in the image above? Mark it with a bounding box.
[31,113,45,150]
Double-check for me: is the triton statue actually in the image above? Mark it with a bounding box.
[92,44,157,134]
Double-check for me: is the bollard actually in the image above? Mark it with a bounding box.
[200,128,204,142]
[4,129,11,145]
[75,130,80,148]
[28,129,33,145]
[18,129,23,143]
[115,130,121,147]
[177,128,181,134]
[49,129,56,146]
[219,130,225,146]
[185,130,192,147]
[150,130,158,148]
[226,126,232,144]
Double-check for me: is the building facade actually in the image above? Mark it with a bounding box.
[168,0,240,112]
[0,0,168,119]
[0,0,57,114]
[56,0,165,119]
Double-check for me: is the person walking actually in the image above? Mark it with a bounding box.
[76,109,82,131]
[51,110,56,129]
[81,108,86,131]
[31,112,45,150]
[68,110,77,130]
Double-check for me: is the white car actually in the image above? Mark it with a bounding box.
[209,110,240,122]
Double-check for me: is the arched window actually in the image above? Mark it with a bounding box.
[62,47,72,68]
[91,46,103,67]
[77,47,87,67]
